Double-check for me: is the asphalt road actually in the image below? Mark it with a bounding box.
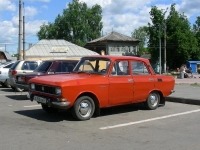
[0,86,200,150]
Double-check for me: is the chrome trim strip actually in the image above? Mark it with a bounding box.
[52,101,71,107]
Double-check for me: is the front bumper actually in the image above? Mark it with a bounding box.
[28,93,71,110]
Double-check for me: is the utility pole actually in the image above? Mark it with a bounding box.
[23,15,25,60]
[23,2,25,60]
[159,24,162,74]
[18,0,23,60]
[164,23,166,73]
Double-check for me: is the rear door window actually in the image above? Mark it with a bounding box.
[56,62,77,73]
[22,61,39,70]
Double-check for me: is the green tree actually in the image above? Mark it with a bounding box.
[131,26,149,56]
[166,4,198,69]
[37,0,103,47]
[193,16,200,55]
[147,4,199,70]
[147,6,166,65]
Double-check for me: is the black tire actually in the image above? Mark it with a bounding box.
[145,92,160,110]
[11,86,16,91]
[41,104,58,113]
[72,96,95,121]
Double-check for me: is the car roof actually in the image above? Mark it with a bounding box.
[82,55,149,62]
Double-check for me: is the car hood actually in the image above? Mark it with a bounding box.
[29,73,104,87]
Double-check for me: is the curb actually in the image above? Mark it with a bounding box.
[166,97,200,105]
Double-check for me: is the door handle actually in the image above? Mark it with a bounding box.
[128,79,133,82]
[149,78,153,81]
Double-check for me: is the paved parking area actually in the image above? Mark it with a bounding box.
[1,86,200,150]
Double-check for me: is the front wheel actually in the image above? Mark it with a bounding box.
[72,96,95,121]
[41,104,58,113]
[145,92,160,110]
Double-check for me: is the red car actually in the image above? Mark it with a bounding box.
[28,56,175,121]
[15,59,78,91]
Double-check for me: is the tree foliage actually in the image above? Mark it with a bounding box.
[147,4,199,70]
[37,0,103,47]
[131,26,149,56]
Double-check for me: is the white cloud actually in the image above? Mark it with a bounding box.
[24,6,38,18]
[177,0,200,18]
[29,0,51,2]
[0,21,18,43]
[0,0,16,12]
[41,5,48,9]
[25,20,48,37]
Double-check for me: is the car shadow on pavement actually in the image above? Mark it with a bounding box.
[6,94,29,100]
[14,103,164,122]
[0,88,15,92]
[14,109,75,122]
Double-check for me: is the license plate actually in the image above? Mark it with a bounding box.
[18,77,22,81]
[33,96,46,103]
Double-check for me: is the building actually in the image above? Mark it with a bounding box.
[85,31,140,56]
[25,39,99,60]
[0,50,13,63]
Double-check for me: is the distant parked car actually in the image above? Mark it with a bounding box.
[8,60,42,92]
[28,56,175,121]
[15,59,78,91]
[0,61,16,87]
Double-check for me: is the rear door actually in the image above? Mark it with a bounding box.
[108,60,134,106]
[131,60,155,102]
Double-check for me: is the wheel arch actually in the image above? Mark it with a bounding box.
[149,90,165,105]
[76,92,100,116]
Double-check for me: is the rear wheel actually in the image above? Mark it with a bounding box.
[11,86,16,91]
[145,92,160,110]
[72,96,95,121]
[41,104,58,113]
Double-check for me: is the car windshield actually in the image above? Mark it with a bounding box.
[73,57,111,75]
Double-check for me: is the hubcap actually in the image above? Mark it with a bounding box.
[78,100,92,118]
[149,94,158,107]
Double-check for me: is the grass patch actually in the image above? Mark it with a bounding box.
[190,83,200,87]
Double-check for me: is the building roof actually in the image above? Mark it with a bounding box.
[88,31,140,43]
[26,39,99,59]
[0,50,12,60]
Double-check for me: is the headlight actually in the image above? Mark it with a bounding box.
[55,87,61,95]
[30,83,35,90]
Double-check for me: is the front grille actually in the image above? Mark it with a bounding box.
[35,84,56,95]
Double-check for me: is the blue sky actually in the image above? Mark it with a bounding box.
[0,0,200,55]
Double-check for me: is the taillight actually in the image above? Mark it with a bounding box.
[12,70,17,75]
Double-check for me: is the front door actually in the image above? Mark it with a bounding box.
[108,60,134,106]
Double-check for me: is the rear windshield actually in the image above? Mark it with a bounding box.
[10,61,20,70]
[34,61,52,72]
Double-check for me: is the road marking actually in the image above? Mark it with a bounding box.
[100,109,200,130]
[23,105,41,108]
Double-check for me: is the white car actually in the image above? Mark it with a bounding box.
[8,60,42,92]
[0,61,16,87]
